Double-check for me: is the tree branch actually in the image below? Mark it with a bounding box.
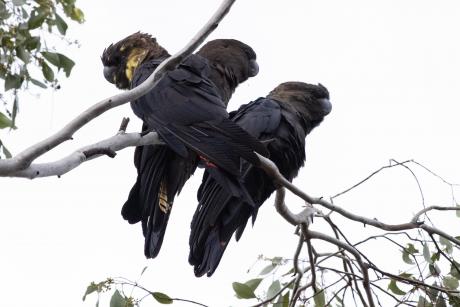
[0,0,236,176]
[257,154,460,247]
[8,131,162,179]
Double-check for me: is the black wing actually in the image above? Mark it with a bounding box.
[122,60,198,258]
[131,55,268,177]
[189,98,308,277]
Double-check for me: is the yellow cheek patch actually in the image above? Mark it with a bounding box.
[125,48,148,81]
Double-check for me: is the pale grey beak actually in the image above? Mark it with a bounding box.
[103,66,117,83]
[249,59,259,77]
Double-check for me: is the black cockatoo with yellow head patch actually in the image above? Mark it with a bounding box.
[101,32,265,258]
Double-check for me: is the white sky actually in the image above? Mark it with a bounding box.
[1,1,460,306]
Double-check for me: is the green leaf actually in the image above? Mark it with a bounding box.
[244,278,263,292]
[42,52,75,77]
[11,94,18,128]
[403,249,415,264]
[423,243,433,264]
[82,282,98,301]
[12,0,26,6]
[57,53,75,76]
[0,112,13,129]
[0,140,12,158]
[26,36,40,51]
[41,61,54,82]
[432,252,441,263]
[28,10,48,30]
[152,292,173,304]
[30,78,47,89]
[267,280,281,301]
[260,264,276,275]
[110,290,132,307]
[16,46,30,63]
[439,236,453,254]
[55,13,68,35]
[42,51,60,67]
[0,2,11,19]
[71,7,85,23]
[450,261,460,279]
[232,282,256,299]
[5,74,23,91]
[275,291,289,307]
[406,243,419,254]
[313,289,326,307]
[443,276,459,290]
[388,279,406,296]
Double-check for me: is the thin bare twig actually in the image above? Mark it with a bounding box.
[331,159,413,199]
[306,230,374,307]
[258,154,460,247]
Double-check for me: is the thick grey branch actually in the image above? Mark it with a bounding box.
[411,206,460,223]
[0,0,236,176]
[8,132,162,179]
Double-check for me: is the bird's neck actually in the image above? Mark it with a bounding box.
[208,64,239,105]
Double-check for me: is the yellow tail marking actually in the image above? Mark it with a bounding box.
[159,181,171,214]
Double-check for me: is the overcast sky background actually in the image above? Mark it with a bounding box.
[1,1,460,306]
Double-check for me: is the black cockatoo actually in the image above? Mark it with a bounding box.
[101,32,266,258]
[189,82,332,277]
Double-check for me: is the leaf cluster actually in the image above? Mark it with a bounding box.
[0,0,84,157]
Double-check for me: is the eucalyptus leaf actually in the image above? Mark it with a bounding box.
[450,261,460,279]
[244,278,263,292]
[232,282,256,299]
[12,0,27,6]
[152,292,173,304]
[30,78,47,89]
[28,10,48,29]
[55,13,68,35]
[42,51,60,67]
[423,243,433,264]
[42,61,54,82]
[313,289,326,307]
[2,143,12,158]
[5,74,23,91]
[82,282,98,301]
[402,249,414,264]
[110,290,130,307]
[443,276,459,290]
[16,45,30,63]
[260,264,276,275]
[388,279,406,296]
[266,280,281,301]
[57,53,75,76]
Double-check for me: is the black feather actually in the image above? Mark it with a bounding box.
[189,82,331,276]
